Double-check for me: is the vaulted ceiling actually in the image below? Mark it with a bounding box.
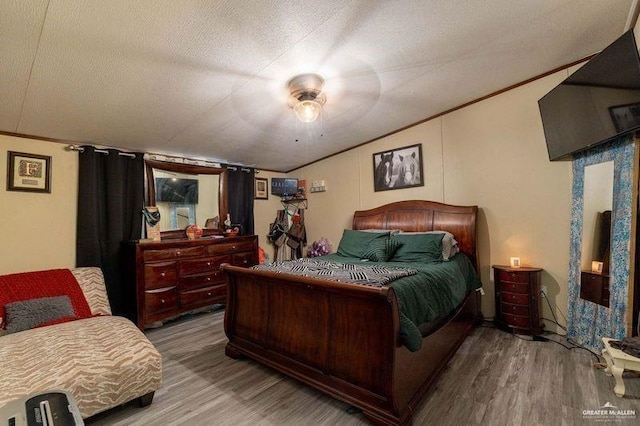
[1,1,636,171]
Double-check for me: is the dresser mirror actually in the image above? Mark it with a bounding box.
[145,159,228,239]
[581,161,614,273]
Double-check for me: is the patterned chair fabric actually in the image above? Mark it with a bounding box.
[0,267,162,418]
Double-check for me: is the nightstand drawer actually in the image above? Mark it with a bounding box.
[501,303,530,316]
[500,292,529,305]
[500,281,529,294]
[497,270,529,283]
[503,313,531,329]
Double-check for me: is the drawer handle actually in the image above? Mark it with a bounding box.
[243,260,248,264]
[206,277,211,282]
[161,299,165,304]
[177,251,181,256]
[207,292,212,296]
[232,245,237,249]
[160,272,166,278]
[207,262,212,266]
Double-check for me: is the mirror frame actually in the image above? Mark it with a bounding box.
[144,159,228,240]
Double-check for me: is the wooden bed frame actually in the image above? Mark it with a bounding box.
[222,200,482,425]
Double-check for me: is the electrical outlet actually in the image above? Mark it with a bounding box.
[541,285,548,297]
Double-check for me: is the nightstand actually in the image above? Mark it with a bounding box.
[493,265,543,335]
[580,271,610,307]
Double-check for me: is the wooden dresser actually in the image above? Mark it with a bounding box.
[493,265,543,335]
[126,235,258,329]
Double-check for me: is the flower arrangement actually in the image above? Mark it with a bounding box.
[308,237,332,257]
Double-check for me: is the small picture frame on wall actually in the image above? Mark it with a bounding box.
[372,143,424,191]
[6,151,51,193]
[255,177,268,200]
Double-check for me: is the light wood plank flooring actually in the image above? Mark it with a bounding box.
[87,310,640,425]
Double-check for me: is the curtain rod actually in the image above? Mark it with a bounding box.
[66,144,136,158]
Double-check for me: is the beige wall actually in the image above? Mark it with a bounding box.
[0,135,78,274]
[289,71,574,328]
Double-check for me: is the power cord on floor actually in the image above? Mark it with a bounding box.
[541,291,568,332]
[540,291,601,362]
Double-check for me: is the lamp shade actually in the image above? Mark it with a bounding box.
[294,99,322,123]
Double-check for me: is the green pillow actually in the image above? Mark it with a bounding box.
[336,230,389,258]
[362,238,402,262]
[389,233,444,262]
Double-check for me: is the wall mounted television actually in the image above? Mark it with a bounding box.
[155,177,199,203]
[538,30,640,161]
[271,178,299,196]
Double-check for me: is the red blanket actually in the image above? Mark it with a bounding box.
[0,269,93,329]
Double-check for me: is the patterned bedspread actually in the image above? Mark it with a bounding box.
[252,258,417,287]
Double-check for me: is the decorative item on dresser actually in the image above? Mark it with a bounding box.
[493,265,543,335]
[125,236,258,329]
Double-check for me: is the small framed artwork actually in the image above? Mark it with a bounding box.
[609,102,640,132]
[255,177,268,200]
[6,151,51,193]
[373,143,424,191]
[509,257,521,268]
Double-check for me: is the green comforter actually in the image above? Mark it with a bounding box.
[320,253,482,351]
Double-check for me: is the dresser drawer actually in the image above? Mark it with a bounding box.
[232,251,257,267]
[179,255,231,276]
[143,246,205,261]
[179,270,227,290]
[144,261,178,289]
[502,313,531,329]
[180,285,226,308]
[500,292,529,305]
[208,240,256,255]
[500,281,529,294]
[145,287,178,315]
[497,270,530,283]
[501,302,529,317]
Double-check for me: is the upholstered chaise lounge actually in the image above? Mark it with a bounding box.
[0,267,162,419]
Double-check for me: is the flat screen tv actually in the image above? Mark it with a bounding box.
[155,177,199,203]
[539,30,640,161]
[271,178,298,196]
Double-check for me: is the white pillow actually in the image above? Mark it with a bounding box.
[398,231,459,260]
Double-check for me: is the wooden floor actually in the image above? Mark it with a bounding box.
[87,310,640,425]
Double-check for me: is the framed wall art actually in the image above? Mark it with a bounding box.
[6,151,51,193]
[255,177,268,199]
[373,143,424,191]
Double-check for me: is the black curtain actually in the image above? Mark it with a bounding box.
[76,146,144,320]
[226,167,255,236]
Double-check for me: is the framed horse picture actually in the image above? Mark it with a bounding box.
[372,143,424,191]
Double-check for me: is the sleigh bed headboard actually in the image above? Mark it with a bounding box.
[352,200,478,268]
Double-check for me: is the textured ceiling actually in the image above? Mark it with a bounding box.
[0,0,636,171]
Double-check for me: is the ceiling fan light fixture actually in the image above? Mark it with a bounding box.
[294,99,322,123]
[288,73,326,123]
